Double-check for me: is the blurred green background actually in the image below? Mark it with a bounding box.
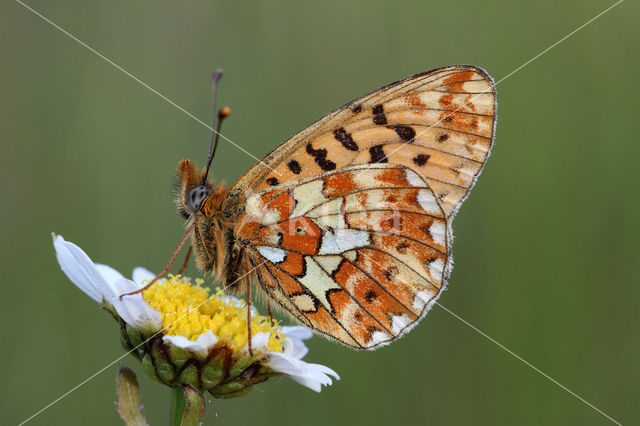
[2,0,638,424]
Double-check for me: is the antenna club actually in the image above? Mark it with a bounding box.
[219,106,231,118]
[211,69,224,82]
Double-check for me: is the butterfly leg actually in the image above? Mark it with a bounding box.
[176,245,192,275]
[267,302,275,327]
[247,281,253,356]
[119,222,195,299]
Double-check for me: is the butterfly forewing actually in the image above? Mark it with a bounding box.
[232,65,495,220]
[228,65,496,349]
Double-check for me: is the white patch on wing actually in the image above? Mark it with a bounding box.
[417,189,440,214]
[343,189,386,212]
[343,250,358,262]
[313,214,346,229]
[257,246,287,263]
[353,168,385,188]
[298,258,342,312]
[405,169,426,187]
[245,194,264,218]
[368,330,390,347]
[261,230,282,246]
[391,314,412,334]
[292,293,316,312]
[428,257,444,281]
[413,288,436,310]
[307,197,343,218]
[314,255,343,275]
[291,180,326,217]
[263,209,281,224]
[319,228,370,255]
[245,192,282,225]
[429,221,446,246]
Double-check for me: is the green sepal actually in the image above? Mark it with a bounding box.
[200,345,231,388]
[210,382,254,399]
[151,339,176,384]
[226,357,255,381]
[201,362,225,389]
[101,301,118,319]
[141,353,161,383]
[209,363,274,399]
[125,325,145,357]
[177,362,200,389]
[166,344,190,369]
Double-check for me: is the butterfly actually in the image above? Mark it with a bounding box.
[143,65,496,350]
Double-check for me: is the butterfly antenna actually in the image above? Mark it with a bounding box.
[202,69,231,184]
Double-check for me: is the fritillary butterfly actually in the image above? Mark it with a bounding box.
[174,65,497,349]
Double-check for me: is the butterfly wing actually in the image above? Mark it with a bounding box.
[229,65,496,219]
[228,65,496,348]
[237,164,449,348]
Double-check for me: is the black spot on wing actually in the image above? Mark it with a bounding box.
[369,145,388,164]
[385,266,399,280]
[333,127,358,151]
[266,177,279,186]
[388,125,415,142]
[351,104,362,113]
[437,133,449,142]
[306,143,336,171]
[365,290,378,302]
[413,154,430,166]
[287,159,302,174]
[373,104,387,125]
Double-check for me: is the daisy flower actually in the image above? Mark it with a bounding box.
[53,234,339,397]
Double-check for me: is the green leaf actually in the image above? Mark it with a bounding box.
[115,365,148,426]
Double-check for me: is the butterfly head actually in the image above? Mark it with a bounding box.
[175,159,227,221]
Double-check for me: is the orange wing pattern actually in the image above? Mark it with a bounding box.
[237,165,448,348]
[229,66,496,348]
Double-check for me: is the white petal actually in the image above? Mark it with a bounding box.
[281,326,313,359]
[95,264,125,285]
[53,235,109,303]
[282,326,313,341]
[163,331,218,357]
[132,267,155,286]
[95,264,127,299]
[252,332,271,351]
[109,278,162,333]
[268,352,340,392]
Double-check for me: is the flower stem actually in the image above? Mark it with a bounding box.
[170,387,186,426]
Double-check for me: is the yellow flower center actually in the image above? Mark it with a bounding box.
[142,275,283,354]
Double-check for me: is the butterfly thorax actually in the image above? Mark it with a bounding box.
[176,159,248,291]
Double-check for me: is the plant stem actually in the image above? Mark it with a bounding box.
[170,386,186,426]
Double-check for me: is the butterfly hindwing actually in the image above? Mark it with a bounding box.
[237,165,448,348]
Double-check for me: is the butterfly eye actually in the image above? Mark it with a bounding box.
[186,185,211,212]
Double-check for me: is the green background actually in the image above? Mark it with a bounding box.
[2,0,638,425]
